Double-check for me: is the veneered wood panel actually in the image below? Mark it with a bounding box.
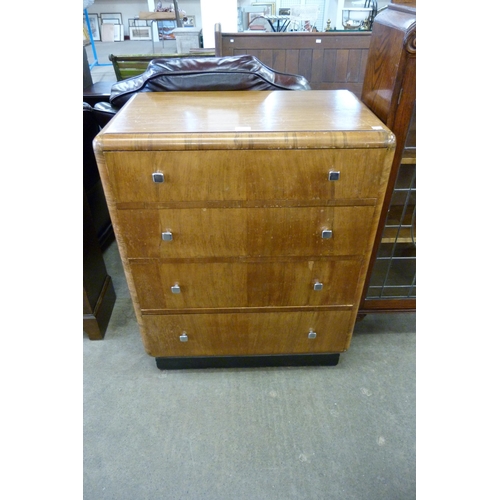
[246,260,361,307]
[97,91,393,148]
[130,259,362,310]
[105,149,389,205]
[93,90,395,360]
[361,5,415,124]
[141,310,354,356]
[246,207,375,258]
[117,206,376,259]
[118,208,247,259]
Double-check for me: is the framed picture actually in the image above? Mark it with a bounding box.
[184,15,195,27]
[101,12,123,24]
[252,2,276,16]
[84,13,100,41]
[102,18,120,25]
[129,26,152,41]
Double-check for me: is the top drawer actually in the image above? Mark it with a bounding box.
[104,149,389,204]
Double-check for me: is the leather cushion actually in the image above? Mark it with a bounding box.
[109,55,311,108]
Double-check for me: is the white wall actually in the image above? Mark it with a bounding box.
[200,0,238,49]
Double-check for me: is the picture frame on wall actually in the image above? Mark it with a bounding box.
[129,26,152,41]
[84,13,100,41]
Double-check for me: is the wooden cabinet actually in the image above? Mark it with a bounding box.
[214,24,372,98]
[94,90,395,368]
[359,2,416,313]
[83,189,116,340]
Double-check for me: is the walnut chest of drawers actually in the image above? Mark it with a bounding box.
[94,90,395,369]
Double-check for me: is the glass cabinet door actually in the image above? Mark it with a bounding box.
[365,105,416,301]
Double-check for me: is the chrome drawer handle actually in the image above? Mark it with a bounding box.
[179,332,188,342]
[171,284,181,294]
[152,172,164,183]
[313,282,323,291]
[308,330,317,339]
[328,170,340,181]
[321,229,333,239]
[162,231,173,241]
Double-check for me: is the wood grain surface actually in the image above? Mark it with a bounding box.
[93,90,395,358]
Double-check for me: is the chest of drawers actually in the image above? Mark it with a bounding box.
[94,90,395,369]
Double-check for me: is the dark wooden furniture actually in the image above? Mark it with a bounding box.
[83,81,113,106]
[83,92,116,340]
[93,90,394,368]
[358,2,416,314]
[83,189,116,340]
[214,23,371,97]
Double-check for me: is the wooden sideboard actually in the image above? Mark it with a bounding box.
[93,90,394,368]
[214,23,371,98]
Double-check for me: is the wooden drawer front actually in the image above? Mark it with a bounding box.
[118,206,375,258]
[141,310,354,357]
[130,260,362,309]
[105,149,388,203]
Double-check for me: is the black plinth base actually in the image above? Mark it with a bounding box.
[155,353,340,370]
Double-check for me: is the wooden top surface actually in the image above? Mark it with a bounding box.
[96,90,395,151]
[138,11,176,20]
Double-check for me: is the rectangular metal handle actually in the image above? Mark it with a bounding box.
[328,170,340,181]
[152,172,164,183]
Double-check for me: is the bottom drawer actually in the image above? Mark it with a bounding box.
[140,310,354,357]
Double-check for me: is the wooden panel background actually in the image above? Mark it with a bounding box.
[215,24,371,97]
